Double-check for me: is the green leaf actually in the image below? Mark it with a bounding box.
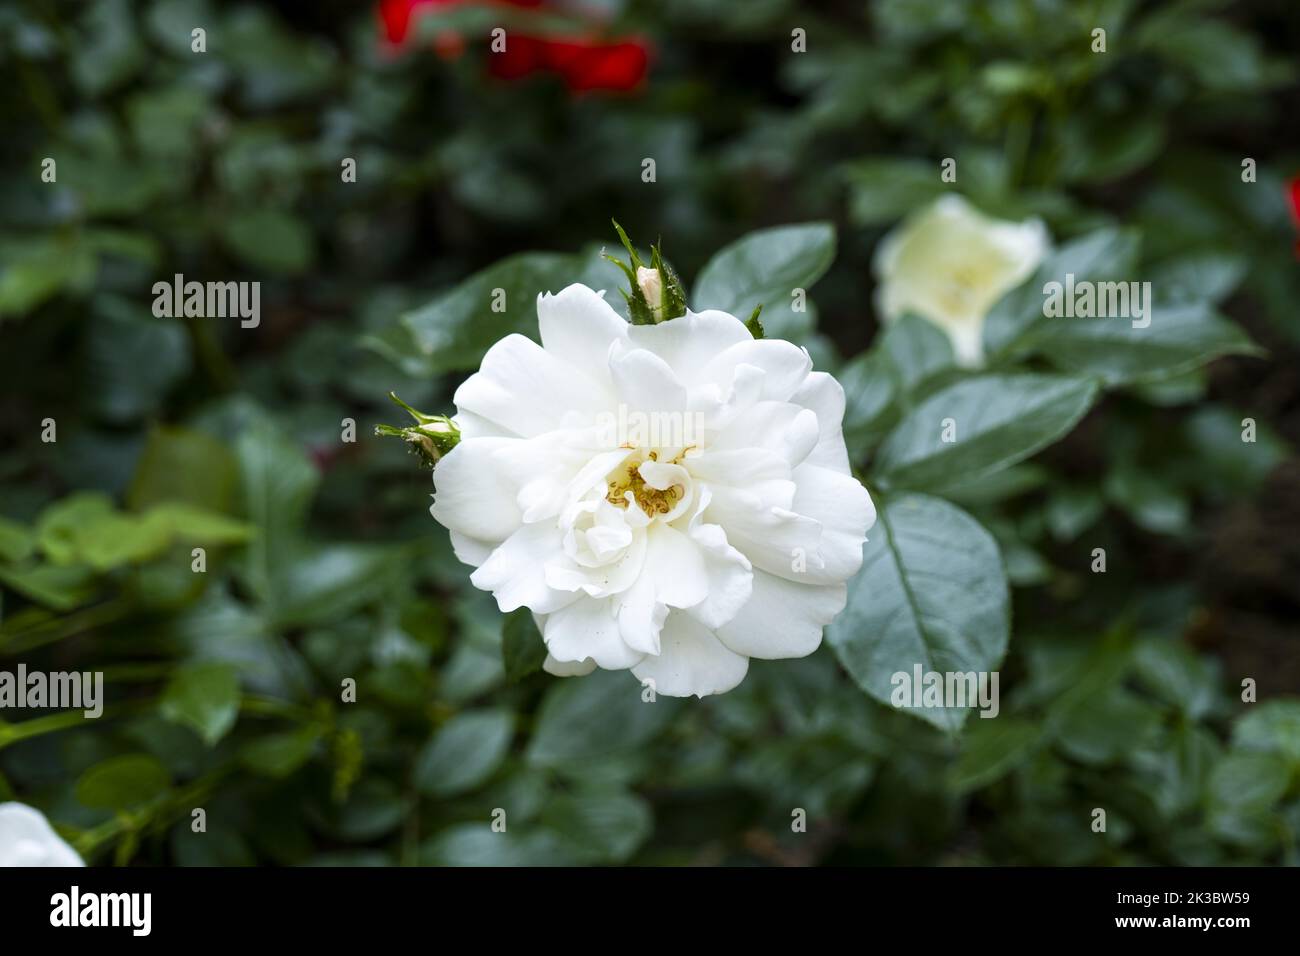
[1103,466,1191,536]
[0,564,98,611]
[144,503,253,546]
[401,251,581,374]
[1044,484,1105,541]
[1131,724,1220,819]
[1053,687,1162,765]
[944,463,1049,508]
[272,543,407,628]
[171,822,256,867]
[36,493,171,571]
[75,754,171,810]
[71,0,145,95]
[1040,301,1259,385]
[949,718,1041,793]
[221,209,315,275]
[840,316,957,461]
[414,709,514,797]
[838,349,898,456]
[160,661,241,745]
[0,236,98,319]
[692,222,835,340]
[127,86,210,159]
[332,778,408,842]
[1207,752,1290,811]
[1182,405,1289,499]
[1056,113,1166,185]
[0,517,34,564]
[501,608,547,683]
[1233,700,1300,764]
[527,669,679,767]
[421,824,578,866]
[1150,251,1247,306]
[983,227,1140,359]
[240,728,321,778]
[81,297,191,424]
[872,374,1099,493]
[827,493,1010,731]
[1138,17,1289,93]
[878,313,956,398]
[541,787,653,863]
[36,494,112,564]
[221,7,338,108]
[235,417,320,606]
[1132,639,1220,720]
[58,153,174,220]
[128,426,240,513]
[1037,630,1135,730]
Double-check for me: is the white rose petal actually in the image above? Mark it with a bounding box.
[431,283,876,697]
[873,194,1049,367]
[0,803,84,867]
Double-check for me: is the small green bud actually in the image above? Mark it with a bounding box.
[376,392,460,467]
[605,220,687,325]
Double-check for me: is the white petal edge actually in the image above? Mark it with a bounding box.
[631,612,749,698]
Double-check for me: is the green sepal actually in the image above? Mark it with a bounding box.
[650,244,688,323]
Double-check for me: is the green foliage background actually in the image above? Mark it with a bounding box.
[2,0,1299,865]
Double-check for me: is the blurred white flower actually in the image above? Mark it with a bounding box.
[873,194,1049,367]
[0,803,84,867]
[430,284,876,697]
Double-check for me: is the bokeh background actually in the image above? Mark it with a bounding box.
[2,0,1299,865]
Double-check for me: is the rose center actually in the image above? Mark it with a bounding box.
[605,451,693,522]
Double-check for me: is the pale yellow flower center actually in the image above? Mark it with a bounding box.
[605,450,691,516]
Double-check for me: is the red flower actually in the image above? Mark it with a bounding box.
[1288,176,1300,257]
[378,0,650,93]
[380,0,543,44]
[538,38,649,93]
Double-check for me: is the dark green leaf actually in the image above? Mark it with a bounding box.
[827,493,1009,731]
[414,709,514,797]
[75,754,171,810]
[528,669,679,766]
[983,227,1140,358]
[160,662,241,745]
[542,787,653,863]
[873,374,1099,493]
[402,251,587,374]
[240,728,321,778]
[1041,301,1259,386]
[692,222,835,340]
[949,718,1041,793]
[501,608,546,683]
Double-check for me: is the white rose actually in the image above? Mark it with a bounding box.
[0,803,84,867]
[430,284,876,697]
[873,194,1049,367]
